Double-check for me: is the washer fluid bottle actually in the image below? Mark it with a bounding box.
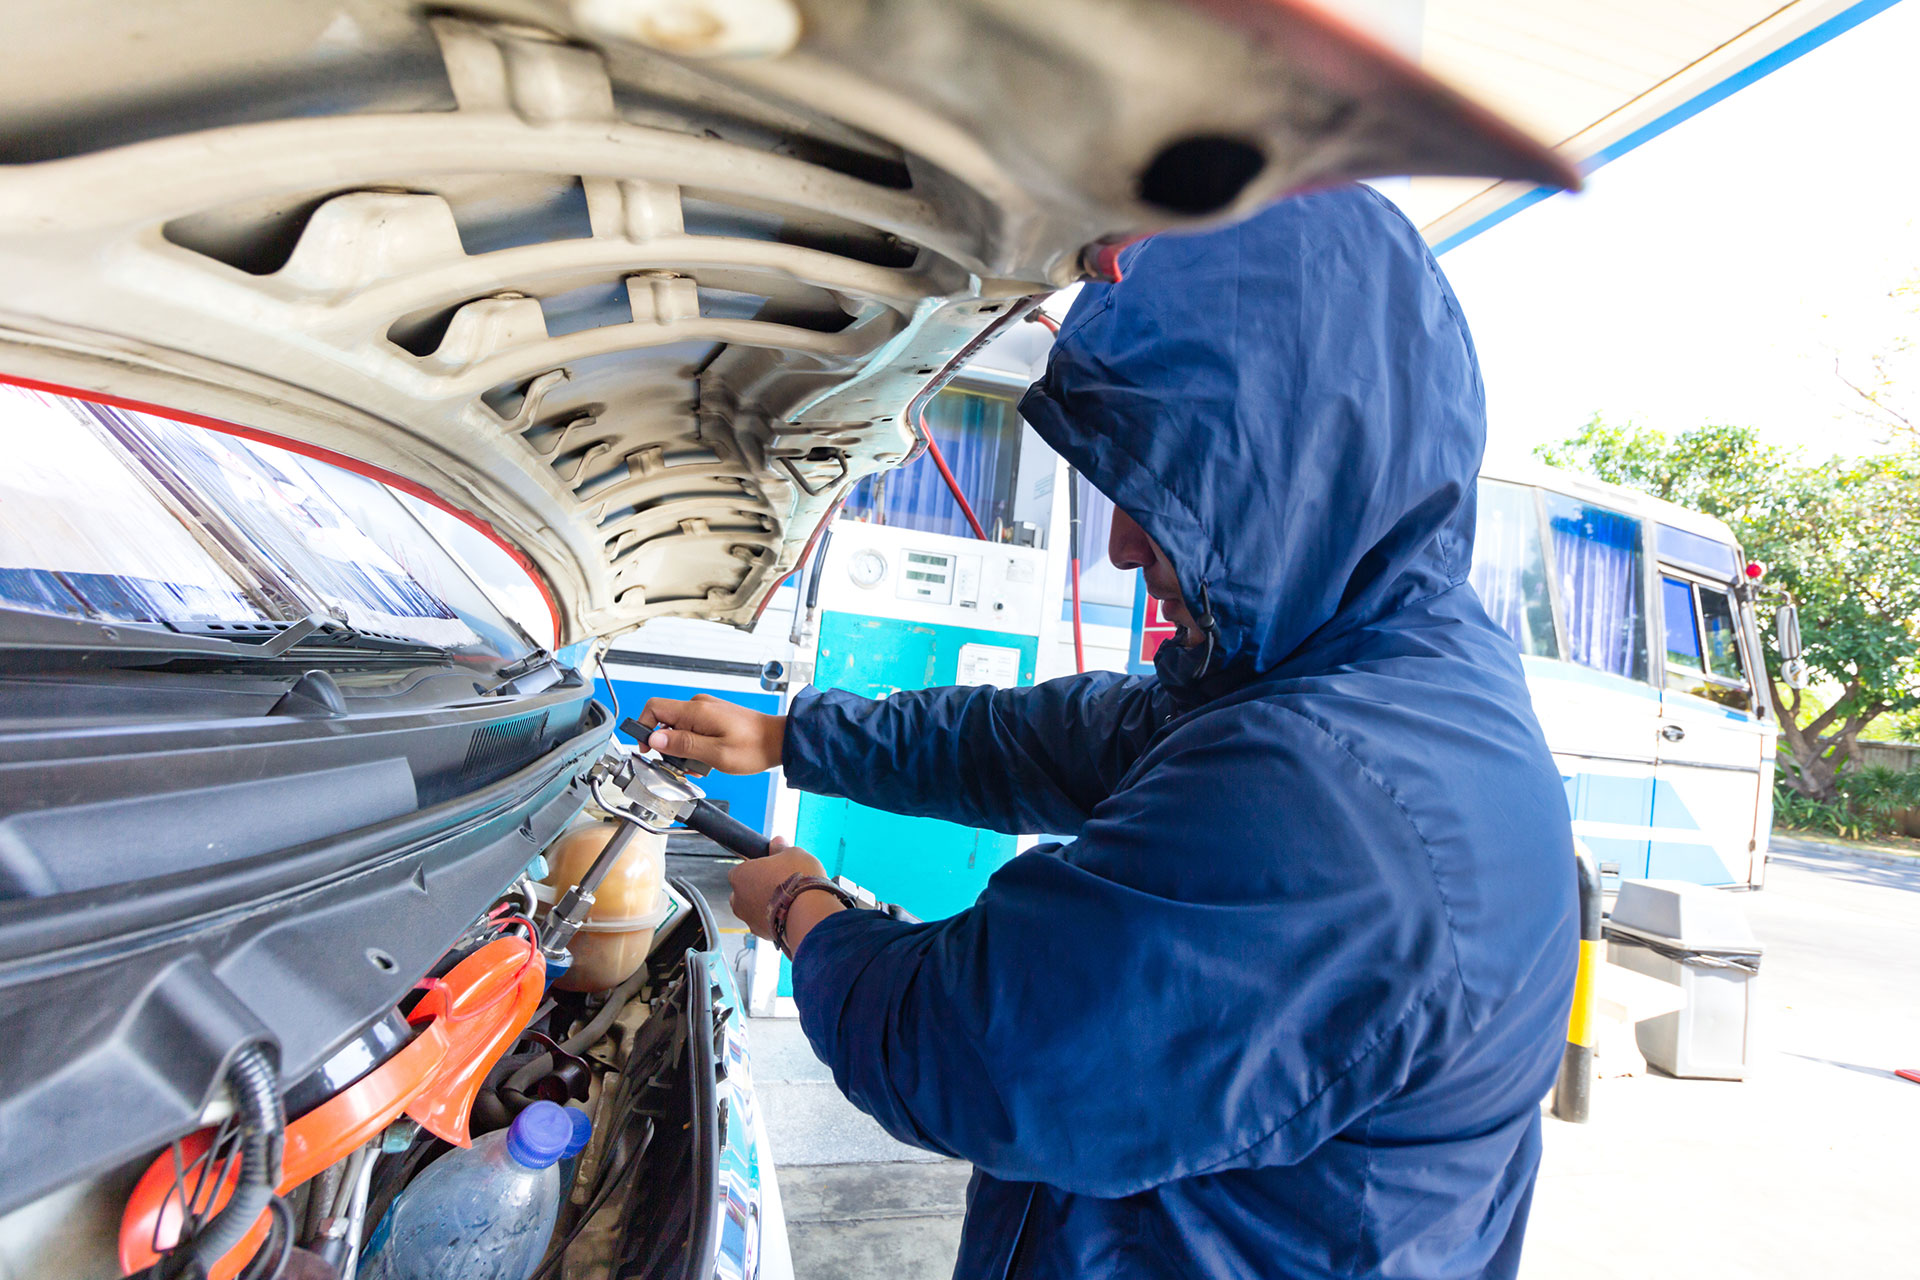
[360,1101,570,1280]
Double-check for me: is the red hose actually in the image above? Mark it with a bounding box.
[920,411,988,541]
[912,306,1059,543]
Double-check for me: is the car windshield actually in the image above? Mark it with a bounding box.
[0,382,538,662]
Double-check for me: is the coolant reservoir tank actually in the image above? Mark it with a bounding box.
[538,819,668,992]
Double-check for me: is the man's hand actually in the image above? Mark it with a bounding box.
[728,840,844,954]
[639,693,785,775]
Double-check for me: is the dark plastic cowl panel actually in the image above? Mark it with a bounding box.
[0,703,609,1216]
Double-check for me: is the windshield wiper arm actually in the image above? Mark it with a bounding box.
[0,607,328,660]
[282,619,451,659]
[0,608,452,663]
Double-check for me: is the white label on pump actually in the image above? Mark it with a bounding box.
[956,642,1021,687]
[955,554,982,607]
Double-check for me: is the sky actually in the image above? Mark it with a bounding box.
[1432,0,1920,469]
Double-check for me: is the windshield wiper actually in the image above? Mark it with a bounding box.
[280,618,452,660]
[0,607,452,664]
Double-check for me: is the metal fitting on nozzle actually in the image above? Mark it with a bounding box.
[596,753,706,833]
[539,747,709,968]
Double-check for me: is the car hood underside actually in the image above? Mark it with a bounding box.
[0,0,1571,647]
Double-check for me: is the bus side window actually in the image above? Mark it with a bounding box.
[1662,576,1703,672]
[1697,587,1747,683]
[1542,493,1649,681]
[1468,479,1557,658]
[1662,575,1752,711]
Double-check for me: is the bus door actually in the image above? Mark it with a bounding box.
[1653,568,1768,886]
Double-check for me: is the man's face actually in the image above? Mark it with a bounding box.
[1107,506,1203,646]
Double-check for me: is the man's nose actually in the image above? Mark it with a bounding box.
[1108,507,1154,571]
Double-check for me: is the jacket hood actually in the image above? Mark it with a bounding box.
[1019,185,1486,698]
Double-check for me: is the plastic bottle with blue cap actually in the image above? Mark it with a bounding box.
[557,1105,593,1196]
[360,1100,571,1280]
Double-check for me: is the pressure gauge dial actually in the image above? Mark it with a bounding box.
[847,548,887,588]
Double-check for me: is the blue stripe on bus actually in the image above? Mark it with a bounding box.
[1565,775,1728,885]
[1563,775,1706,833]
[1579,836,1652,883]
[1648,841,1736,885]
[1579,773,1656,826]
[1651,779,1703,831]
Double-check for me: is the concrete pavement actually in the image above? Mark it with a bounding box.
[1521,840,1918,1278]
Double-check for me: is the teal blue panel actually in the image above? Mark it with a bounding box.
[1647,841,1734,885]
[796,611,1035,924]
[812,611,1037,697]
[797,793,1021,921]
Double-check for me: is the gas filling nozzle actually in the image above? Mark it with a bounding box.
[539,729,775,969]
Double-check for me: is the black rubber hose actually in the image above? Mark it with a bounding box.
[236,1196,294,1280]
[788,527,832,647]
[186,1044,283,1272]
[685,799,771,860]
[805,528,831,614]
[503,963,652,1095]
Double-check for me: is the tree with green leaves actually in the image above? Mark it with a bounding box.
[1537,419,1920,800]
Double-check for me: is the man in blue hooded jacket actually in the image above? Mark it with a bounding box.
[643,185,1577,1278]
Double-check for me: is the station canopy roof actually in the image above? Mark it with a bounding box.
[1337,0,1896,250]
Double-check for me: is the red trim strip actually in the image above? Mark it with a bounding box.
[0,371,563,644]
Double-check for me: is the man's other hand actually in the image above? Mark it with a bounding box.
[639,693,785,774]
[729,840,843,953]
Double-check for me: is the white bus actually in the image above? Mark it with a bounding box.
[1470,462,1778,890]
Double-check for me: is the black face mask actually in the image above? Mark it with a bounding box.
[1153,578,1231,705]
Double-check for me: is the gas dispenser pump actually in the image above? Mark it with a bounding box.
[750,520,1051,1013]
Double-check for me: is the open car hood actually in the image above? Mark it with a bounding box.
[0,0,1574,647]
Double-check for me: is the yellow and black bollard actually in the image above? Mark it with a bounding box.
[1551,845,1602,1123]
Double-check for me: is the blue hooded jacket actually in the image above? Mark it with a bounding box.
[782,186,1577,1279]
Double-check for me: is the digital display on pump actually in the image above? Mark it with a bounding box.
[898,549,955,603]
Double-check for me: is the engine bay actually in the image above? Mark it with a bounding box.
[0,780,761,1280]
